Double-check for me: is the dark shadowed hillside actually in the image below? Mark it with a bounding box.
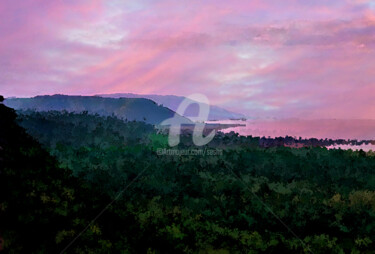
[0,96,116,253]
[5,95,192,125]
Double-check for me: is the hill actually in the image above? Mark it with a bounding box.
[0,96,118,253]
[4,94,375,253]
[5,95,192,125]
[97,93,247,121]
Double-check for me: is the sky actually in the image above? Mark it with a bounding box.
[1,0,375,119]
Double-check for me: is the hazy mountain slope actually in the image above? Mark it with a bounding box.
[97,93,246,121]
[5,95,192,124]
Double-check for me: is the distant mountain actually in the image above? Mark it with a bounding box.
[5,95,192,125]
[97,93,246,121]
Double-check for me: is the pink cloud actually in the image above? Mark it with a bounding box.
[1,0,375,119]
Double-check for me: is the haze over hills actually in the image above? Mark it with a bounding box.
[97,93,247,121]
[5,95,192,125]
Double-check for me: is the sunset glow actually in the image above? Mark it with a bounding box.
[1,0,375,118]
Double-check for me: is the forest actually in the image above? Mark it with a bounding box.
[2,105,375,253]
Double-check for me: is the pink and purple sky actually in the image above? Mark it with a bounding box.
[1,0,375,119]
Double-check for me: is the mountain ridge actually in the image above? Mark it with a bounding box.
[4,94,192,125]
[96,93,246,121]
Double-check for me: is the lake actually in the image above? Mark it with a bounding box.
[207,119,375,151]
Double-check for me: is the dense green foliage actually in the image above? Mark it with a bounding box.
[3,108,375,253]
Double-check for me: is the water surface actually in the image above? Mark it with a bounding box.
[208,119,375,150]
